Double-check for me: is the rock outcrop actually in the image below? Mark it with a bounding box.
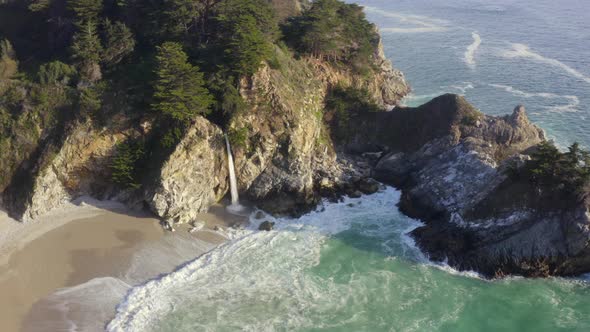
[228,43,408,216]
[362,95,590,277]
[3,118,141,221]
[144,117,229,224]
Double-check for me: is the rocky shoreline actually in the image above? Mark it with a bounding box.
[343,96,590,278]
[1,0,589,279]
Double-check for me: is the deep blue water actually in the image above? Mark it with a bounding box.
[352,0,590,148]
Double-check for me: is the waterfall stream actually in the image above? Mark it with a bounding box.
[225,135,246,214]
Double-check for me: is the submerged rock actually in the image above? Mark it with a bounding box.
[258,221,275,231]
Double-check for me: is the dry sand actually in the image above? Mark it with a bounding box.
[0,199,246,332]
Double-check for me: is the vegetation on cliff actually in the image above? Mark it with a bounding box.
[509,141,590,200]
[0,0,385,193]
[283,0,378,74]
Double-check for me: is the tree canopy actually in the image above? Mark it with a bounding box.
[513,141,590,199]
[152,42,213,123]
[283,0,378,66]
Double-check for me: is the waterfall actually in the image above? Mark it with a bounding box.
[225,135,242,211]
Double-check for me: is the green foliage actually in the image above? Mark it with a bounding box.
[71,21,104,80]
[0,39,18,79]
[68,0,104,25]
[102,19,136,67]
[161,126,185,149]
[111,140,146,189]
[152,42,213,123]
[325,84,380,141]
[37,61,77,85]
[515,141,590,199]
[216,0,278,77]
[28,0,51,12]
[283,0,378,72]
[0,83,25,116]
[161,0,201,38]
[79,84,104,116]
[228,126,249,148]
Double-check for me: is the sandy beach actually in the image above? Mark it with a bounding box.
[0,199,244,332]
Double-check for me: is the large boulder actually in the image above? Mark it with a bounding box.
[145,117,229,224]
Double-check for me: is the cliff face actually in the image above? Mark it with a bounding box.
[1,37,409,222]
[360,95,590,277]
[145,117,229,224]
[231,44,408,215]
[2,118,142,221]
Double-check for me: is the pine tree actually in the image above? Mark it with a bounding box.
[71,21,104,81]
[152,42,213,122]
[68,0,104,25]
[102,19,136,67]
[161,0,202,38]
[216,0,278,77]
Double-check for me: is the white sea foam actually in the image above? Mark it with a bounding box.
[501,43,590,85]
[364,6,449,33]
[464,32,481,69]
[489,83,580,112]
[107,188,431,331]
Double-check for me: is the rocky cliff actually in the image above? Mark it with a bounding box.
[145,117,229,224]
[357,95,590,277]
[2,117,143,221]
[0,33,409,222]
[230,41,408,215]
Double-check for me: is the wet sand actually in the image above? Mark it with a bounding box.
[0,201,246,332]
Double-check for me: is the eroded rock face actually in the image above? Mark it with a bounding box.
[3,119,139,221]
[224,42,408,216]
[145,117,229,224]
[369,98,590,277]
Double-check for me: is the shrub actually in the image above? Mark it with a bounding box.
[282,0,378,72]
[38,61,77,85]
[111,140,146,189]
[512,141,590,199]
[228,126,249,148]
[0,39,18,79]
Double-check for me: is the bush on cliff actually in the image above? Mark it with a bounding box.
[111,140,146,189]
[282,0,378,73]
[325,84,380,141]
[510,141,590,199]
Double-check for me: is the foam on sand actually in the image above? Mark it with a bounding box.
[501,43,590,85]
[464,32,481,69]
[107,187,494,332]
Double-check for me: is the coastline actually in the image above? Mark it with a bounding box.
[0,200,244,332]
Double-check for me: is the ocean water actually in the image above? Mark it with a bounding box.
[356,0,590,148]
[52,1,590,331]
[108,188,590,332]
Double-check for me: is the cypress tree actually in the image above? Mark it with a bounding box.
[152,42,213,122]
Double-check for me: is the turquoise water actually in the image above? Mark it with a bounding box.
[106,2,590,331]
[108,189,590,332]
[354,0,590,148]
